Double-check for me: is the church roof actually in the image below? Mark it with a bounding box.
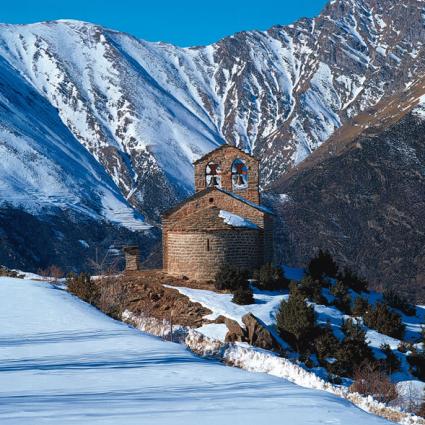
[162,187,273,218]
[219,188,273,215]
[193,144,257,165]
[168,207,260,232]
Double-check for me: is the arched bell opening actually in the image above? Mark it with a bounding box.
[205,161,222,188]
[231,158,248,189]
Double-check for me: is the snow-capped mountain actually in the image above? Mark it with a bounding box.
[2,0,425,222]
[1,0,425,274]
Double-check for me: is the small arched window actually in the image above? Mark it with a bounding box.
[206,161,222,188]
[232,158,248,189]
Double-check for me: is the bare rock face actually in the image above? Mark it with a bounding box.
[224,313,281,352]
[224,318,247,343]
[242,313,282,352]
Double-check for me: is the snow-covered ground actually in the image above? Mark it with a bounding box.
[0,277,392,425]
[165,285,286,329]
[168,272,425,386]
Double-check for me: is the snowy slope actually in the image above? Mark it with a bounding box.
[168,272,425,386]
[0,277,391,425]
[0,21,224,219]
[0,53,148,231]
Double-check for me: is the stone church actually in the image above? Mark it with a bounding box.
[162,145,273,281]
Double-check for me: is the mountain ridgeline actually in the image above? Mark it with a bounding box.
[0,0,424,298]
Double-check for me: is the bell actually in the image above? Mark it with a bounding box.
[209,176,219,187]
[236,174,245,186]
[208,164,218,175]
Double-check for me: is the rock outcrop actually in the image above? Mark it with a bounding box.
[224,318,247,343]
[242,313,282,352]
[224,313,282,352]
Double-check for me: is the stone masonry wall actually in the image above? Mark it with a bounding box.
[163,146,273,279]
[166,230,261,280]
[124,246,141,271]
[162,190,272,275]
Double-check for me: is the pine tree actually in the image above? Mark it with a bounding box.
[383,289,416,316]
[307,250,338,280]
[314,321,340,362]
[379,343,401,374]
[299,275,328,305]
[334,319,372,377]
[276,283,316,352]
[352,296,369,317]
[407,351,425,381]
[363,302,405,339]
[214,265,248,291]
[253,263,289,291]
[330,281,352,314]
[338,268,368,293]
[232,287,254,305]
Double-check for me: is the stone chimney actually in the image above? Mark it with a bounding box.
[123,246,141,272]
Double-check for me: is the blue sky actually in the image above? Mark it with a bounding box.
[0,0,329,46]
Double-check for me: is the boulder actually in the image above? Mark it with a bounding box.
[224,318,247,343]
[213,315,226,324]
[242,313,281,352]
